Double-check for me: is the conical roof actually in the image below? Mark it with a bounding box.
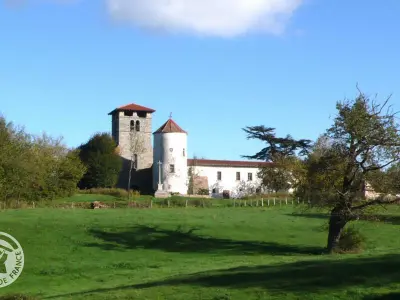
[154,119,187,134]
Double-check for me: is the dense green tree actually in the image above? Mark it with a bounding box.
[78,133,122,189]
[257,156,292,193]
[0,116,86,202]
[0,117,31,201]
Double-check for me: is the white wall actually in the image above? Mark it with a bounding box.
[153,132,188,194]
[192,166,264,198]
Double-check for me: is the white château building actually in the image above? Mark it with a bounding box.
[109,103,271,198]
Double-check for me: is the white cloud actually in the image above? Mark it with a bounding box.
[106,0,304,37]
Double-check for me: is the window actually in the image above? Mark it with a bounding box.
[133,154,138,169]
[135,120,140,132]
[170,164,175,173]
[236,172,240,181]
[183,148,186,157]
[130,120,135,131]
[124,111,133,116]
[248,173,253,181]
[217,171,222,181]
[137,111,147,118]
[212,188,216,194]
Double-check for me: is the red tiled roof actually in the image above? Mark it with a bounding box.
[187,159,273,168]
[108,103,155,115]
[154,119,187,134]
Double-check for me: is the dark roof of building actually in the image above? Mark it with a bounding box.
[108,103,156,115]
[154,119,187,134]
[187,159,273,168]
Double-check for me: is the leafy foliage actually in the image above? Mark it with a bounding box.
[296,89,400,251]
[0,116,86,202]
[245,88,400,253]
[242,126,312,161]
[78,133,122,189]
[258,161,291,193]
[243,126,312,194]
[336,226,366,253]
[198,188,210,195]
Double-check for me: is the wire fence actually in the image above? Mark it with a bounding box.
[0,197,310,210]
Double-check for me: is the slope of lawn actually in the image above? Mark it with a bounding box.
[0,204,399,299]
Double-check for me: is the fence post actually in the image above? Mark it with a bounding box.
[244,200,247,207]
[33,201,35,209]
[261,198,264,207]
[274,198,276,206]
[168,200,170,208]
[233,199,236,207]
[285,197,288,205]
[185,199,188,208]
[268,199,270,206]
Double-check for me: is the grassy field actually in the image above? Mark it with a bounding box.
[0,201,399,299]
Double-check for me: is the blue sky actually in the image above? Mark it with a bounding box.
[1,0,399,160]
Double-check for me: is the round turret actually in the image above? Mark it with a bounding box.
[153,118,188,195]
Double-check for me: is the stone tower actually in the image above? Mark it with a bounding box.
[153,118,188,195]
[108,103,155,192]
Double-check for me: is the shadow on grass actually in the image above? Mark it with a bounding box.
[85,225,323,255]
[45,254,400,299]
[363,293,400,300]
[288,213,400,225]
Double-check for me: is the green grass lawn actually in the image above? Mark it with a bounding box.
[0,204,399,299]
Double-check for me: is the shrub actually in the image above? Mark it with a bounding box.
[198,188,209,195]
[336,226,366,253]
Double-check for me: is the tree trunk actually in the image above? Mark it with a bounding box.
[127,159,133,200]
[327,206,347,253]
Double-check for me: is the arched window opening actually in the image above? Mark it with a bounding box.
[135,120,140,132]
[130,120,135,131]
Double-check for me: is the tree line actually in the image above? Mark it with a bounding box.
[0,116,122,203]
